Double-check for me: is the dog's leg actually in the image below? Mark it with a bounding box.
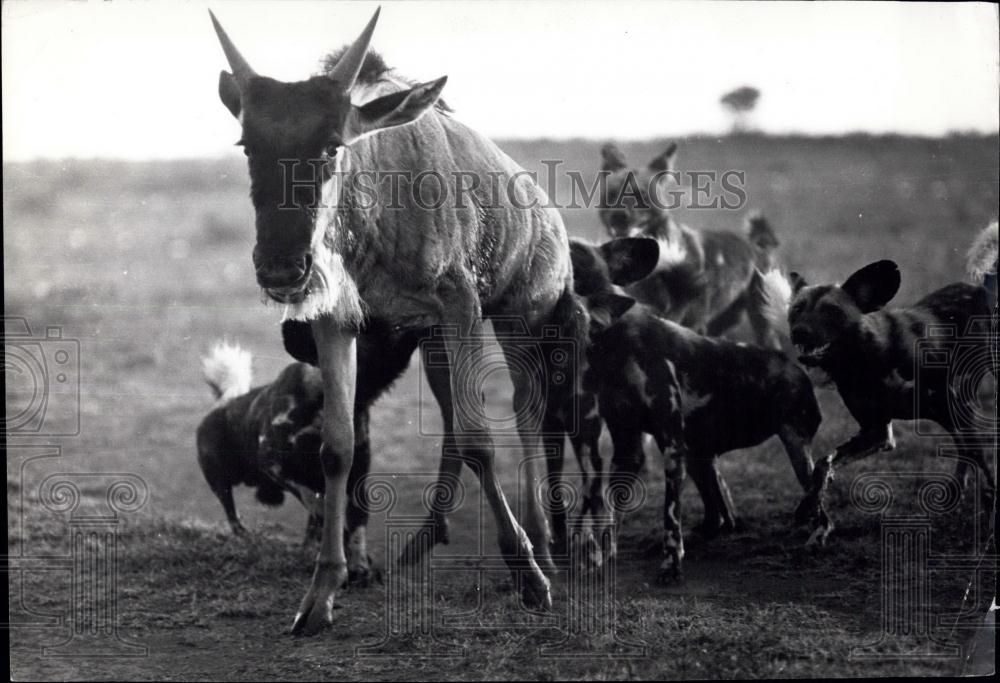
[345,408,373,585]
[569,403,605,568]
[941,391,996,519]
[778,424,816,492]
[657,439,687,582]
[218,484,245,536]
[797,423,895,545]
[706,294,747,339]
[196,434,246,535]
[605,421,645,564]
[687,456,724,538]
[712,461,740,532]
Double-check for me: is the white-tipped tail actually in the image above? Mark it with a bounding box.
[750,268,793,337]
[966,220,998,285]
[202,342,253,404]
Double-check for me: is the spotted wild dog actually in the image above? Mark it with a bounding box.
[571,237,820,581]
[599,142,783,349]
[787,225,997,545]
[196,342,328,542]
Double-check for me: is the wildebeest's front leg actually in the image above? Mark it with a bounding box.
[291,322,357,636]
[796,422,895,546]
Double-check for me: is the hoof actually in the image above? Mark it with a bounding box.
[520,570,553,611]
[290,563,346,637]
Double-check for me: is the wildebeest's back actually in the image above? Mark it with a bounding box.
[342,104,570,326]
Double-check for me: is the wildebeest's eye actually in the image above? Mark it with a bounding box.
[323,142,340,158]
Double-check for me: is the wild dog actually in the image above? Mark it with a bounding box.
[599,142,783,349]
[196,342,326,541]
[571,237,821,580]
[787,235,997,545]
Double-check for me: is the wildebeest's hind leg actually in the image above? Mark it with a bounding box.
[397,349,463,565]
[494,321,558,578]
[440,291,551,609]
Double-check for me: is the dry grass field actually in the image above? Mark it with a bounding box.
[6,133,998,679]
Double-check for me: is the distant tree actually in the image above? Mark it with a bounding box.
[720,86,761,133]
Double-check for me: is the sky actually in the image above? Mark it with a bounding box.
[2,0,998,160]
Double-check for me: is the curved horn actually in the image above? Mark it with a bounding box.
[209,10,256,86]
[326,7,381,89]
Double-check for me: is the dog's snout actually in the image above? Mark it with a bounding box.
[255,252,313,290]
[790,326,813,347]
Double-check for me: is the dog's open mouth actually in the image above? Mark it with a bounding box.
[265,286,309,305]
[796,342,831,365]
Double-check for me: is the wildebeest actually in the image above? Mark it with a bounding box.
[787,225,997,545]
[571,238,820,578]
[210,8,576,634]
[196,342,326,542]
[599,143,783,349]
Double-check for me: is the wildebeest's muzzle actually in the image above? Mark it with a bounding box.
[253,247,313,301]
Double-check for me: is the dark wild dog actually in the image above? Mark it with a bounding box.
[196,342,326,541]
[571,237,821,580]
[788,229,997,545]
[599,142,783,349]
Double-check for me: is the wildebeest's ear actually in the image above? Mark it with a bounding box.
[599,237,660,286]
[789,271,808,295]
[218,71,242,119]
[346,76,448,143]
[841,260,901,312]
[648,142,678,172]
[601,144,628,172]
[282,320,318,366]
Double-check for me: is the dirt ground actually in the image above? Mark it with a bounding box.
[5,134,998,679]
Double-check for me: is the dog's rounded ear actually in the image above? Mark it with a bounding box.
[841,260,901,313]
[648,142,678,173]
[601,143,628,172]
[282,320,319,365]
[789,271,808,295]
[599,237,660,286]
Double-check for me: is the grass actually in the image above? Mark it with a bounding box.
[5,132,998,680]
